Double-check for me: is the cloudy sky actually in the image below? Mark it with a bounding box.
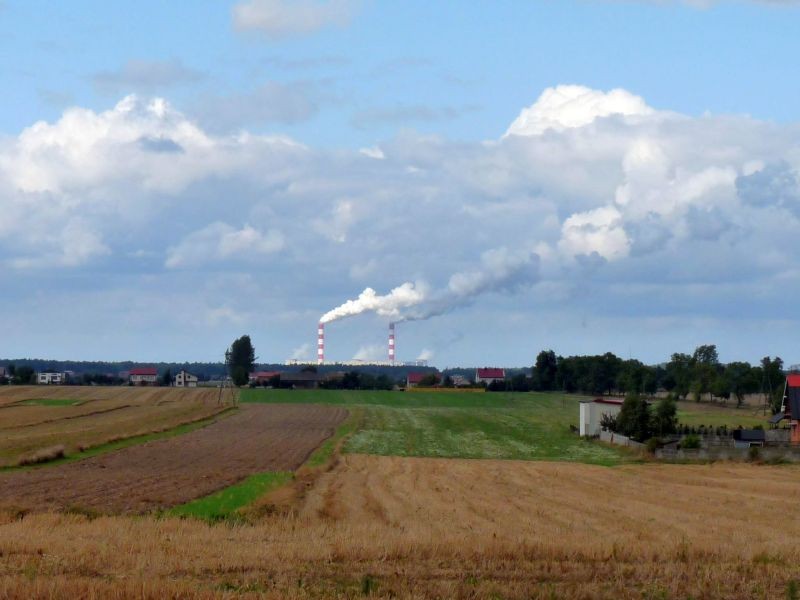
[2,0,800,367]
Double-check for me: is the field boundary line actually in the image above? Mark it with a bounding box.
[0,404,133,431]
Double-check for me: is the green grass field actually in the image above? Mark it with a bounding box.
[18,398,81,406]
[242,389,772,466]
[242,389,628,465]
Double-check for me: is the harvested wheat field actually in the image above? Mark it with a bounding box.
[0,404,347,513]
[2,455,799,599]
[0,386,232,466]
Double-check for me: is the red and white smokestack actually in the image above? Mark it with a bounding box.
[388,322,396,364]
[317,322,325,365]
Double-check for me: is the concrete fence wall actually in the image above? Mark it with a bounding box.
[599,429,645,449]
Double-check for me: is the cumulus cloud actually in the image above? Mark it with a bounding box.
[233,0,359,39]
[5,84,800,363]
[165,223,284,268]
[505,84,654,137]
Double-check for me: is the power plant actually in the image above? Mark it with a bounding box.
[286,321,428,367]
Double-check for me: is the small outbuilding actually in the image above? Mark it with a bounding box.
[733,429,766,449]
[579,397,624,437]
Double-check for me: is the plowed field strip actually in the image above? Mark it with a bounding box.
[0,404,347,513]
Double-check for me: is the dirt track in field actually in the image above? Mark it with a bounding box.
[0,404,347,514]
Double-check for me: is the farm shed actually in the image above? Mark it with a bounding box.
[280,372,323,389]
[475,368,505,386]
[174,370,198,388]
[406,372,425,388]
[733,429,765,449]
[579,397,624,437]
[129,368,158,386]
[781,374,800,443]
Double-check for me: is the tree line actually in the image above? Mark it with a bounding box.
[530,345,785,412]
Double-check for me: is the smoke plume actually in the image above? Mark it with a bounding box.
[320,247,539,325]
[319,281,428,324]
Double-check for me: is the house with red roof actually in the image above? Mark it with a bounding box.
[249,371,282,386]
[129,367,158,386]
[475,368,505,386]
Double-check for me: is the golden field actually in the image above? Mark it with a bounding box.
[0,386,230,466]
[2,454,799,599]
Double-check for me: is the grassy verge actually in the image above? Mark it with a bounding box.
[170,409,362,522]
[0,407,237,472]
[168,471,293,522]
[18,399,81,407]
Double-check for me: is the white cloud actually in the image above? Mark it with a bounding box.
[505,84,655,137]
[165,223,284,268]
[4,85,800,363]
[232,0,359,39]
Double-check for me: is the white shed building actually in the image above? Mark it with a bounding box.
[579,398,624,437]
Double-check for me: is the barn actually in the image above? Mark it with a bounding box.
[475,368,505,386]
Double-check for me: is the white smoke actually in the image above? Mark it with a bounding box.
[320,247,539,326]
[319,281,428,324]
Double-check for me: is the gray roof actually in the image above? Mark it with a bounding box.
[733,429,766,442]
[769,412,786,424]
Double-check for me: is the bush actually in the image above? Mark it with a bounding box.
[646,437,661,454]
[17,444,66,466]
[748,446,761,462]
[680,434,701,450]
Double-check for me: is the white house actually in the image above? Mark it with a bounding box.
[475,368,505,386]
[38,371,66,385]
[579,398,624,437]
[129,367,158,385]
[174,370,198,388]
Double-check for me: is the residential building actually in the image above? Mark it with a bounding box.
[406,372,425,388]
[174,370,198,388]
[780,374,800,443]
[579,397,624,437]
[279,371,323,389]
[249,371,281,386]
[37,371,67,385]
[450,374,470,387]
[475,368,505,386]
[129,367,158,385]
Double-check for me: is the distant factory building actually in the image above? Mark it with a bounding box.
[174,370,198,388]
[475,368,505,386]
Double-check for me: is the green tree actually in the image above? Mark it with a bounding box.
[160,368,172,387]
[532,350,558,391]
[225,335,256,387]
[760,356,784,413]
[652,398,677,436]
[616,393,652,442]
[666,353,692,399]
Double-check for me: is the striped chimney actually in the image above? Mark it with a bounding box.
[388,322,396,364]
[317,322,325,365]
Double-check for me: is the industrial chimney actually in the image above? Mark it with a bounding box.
[317,322,325,365]
[388,322,396,364]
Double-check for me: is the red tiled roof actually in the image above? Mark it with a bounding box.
[594,398,625,405]
[407,372,425,384]
[477,368,505,378]
[251,371,281,379]
[787,374,800,388]
[129,368,157,376]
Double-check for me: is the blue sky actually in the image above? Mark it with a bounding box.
[1,0,800,366]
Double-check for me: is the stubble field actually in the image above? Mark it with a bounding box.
[0,387,796,599]
[0,386,233,467]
